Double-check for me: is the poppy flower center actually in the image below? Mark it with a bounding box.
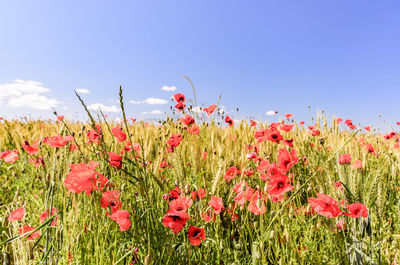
[193,230,201,237]
[172,216,181,221]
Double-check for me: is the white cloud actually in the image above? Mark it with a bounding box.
[266,110,278,116]
[130,97,168,105]
[76,88,90,94]
[0,79,61,110]
[161,85,176,91]
[87,103,121,113]
[141,110,163,115]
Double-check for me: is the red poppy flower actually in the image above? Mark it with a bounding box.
[40,208,59,226]
[397,122,400,126]
[299,121,304,126]
[163,187,181,202]
[123,142,141,155]
[57,115,64,121]
[267,174,294,196]
[338,154,352,165]
[344,119,356,129]
[344,203,368,218]
[257,159,281,178]
[64,161,108,195]
[22,140,39,155]
[162,210,190,234]
[209,196,224,214]
[188,126,200,135]
[246,152,257,160]
[254,129,269,143]
[101,190,122,213]
[19,225,40,240]
[29,157,44,168]
[201,209,215,222]
[267,128,283,144]
[248,198,266,215]
[365,126,371,131]
[108,210,131,231]
[285,113,293,119]
[280,124,294,133]
[69,144,78,152]
[350,160,363,169]
[167,134,182,147]
[191,188,206,201]
[112,127,127,142]
[250,120,257,127]
[197,188,206,199]
[8,207,25,222]
[225,116,233,126]
[181,114,194,126]
[108,152,123,169]
[364,144,376,155]
[173,93,185,103]
[283,138,294,147]
[187,226,206,246]
[336,118,343,124]
[175,102,186,111]
[308,193,343,218]
[336,219,346,230]
[311,129,320,136]
[224,166,240,182]
[235,187,256,205]
[169,197,193,212]
[334,181,343,190]
[0,149,19,163]
[277,148,299,173]
[46,134,74,148]
[203,104,217,116]
[87,125,102,145]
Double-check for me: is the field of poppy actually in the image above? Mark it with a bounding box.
[1,87,400,264]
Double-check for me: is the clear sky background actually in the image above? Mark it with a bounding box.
[0,1,399,129]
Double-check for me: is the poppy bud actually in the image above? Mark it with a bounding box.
[144,253,153,265]
[257,199,262,210]
[269,230,275,239]
[240,182,247,192]
[234,242,241,250]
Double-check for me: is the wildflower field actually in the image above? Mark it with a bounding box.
[1,88,400,264]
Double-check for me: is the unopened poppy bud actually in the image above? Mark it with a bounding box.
[257,199,262,209]
[234,242,241,250]
[240,182,247,192]
[144,253,153,265]
[284,229,289,241]
[259,241,264,250]
[269,230,275,239]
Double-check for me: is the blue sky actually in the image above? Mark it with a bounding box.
[0,1,399,129]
